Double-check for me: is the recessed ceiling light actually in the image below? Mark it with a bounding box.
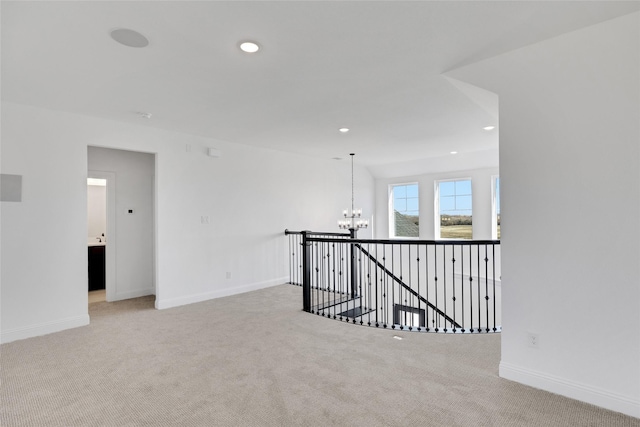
[393,336,403,340]
[239,41,260,53]
[483,126,496,131]
[339,128,350,133]
[137,112,152,119]
[450,151,458,155]
[110,28,149,48]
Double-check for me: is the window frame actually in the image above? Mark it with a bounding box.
[388,182,420,239]
[434,177,473,240]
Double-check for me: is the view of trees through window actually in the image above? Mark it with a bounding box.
[392,184,419,238]
[438,179,472,239]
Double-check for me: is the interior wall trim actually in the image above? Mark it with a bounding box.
[1,314,90,344]
[155,277,289,310]
[499,361,640,418]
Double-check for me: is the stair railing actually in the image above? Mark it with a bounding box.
[285,230,501,333]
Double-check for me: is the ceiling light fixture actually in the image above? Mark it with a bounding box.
[110,28,149,48]
[450,151,458,155]
[137,112,152,119]
[338,153,368,232]
[339,128,350,133]
[483,126,496,131]
[239,41,260,53]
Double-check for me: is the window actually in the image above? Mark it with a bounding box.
[436,179,472,239]
[390,183,419,238]
[493,176,500,239]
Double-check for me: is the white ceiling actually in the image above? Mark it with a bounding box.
[2,1,639,171]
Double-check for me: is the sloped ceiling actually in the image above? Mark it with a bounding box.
[2,1,638,175]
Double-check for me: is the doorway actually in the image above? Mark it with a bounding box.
[87,146,156,306]
[87,171,115,303]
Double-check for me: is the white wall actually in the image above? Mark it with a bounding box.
[88,147,155,301]
[0,102,375,342]
[447,12,640,417]
[375,167,499,240]
[87,184,106,240]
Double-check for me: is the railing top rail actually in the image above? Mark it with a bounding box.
[305,236,500,245]
[284,229,352,237]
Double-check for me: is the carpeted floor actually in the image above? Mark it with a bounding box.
[1,284,638,426]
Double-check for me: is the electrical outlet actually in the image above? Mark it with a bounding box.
[527,332,539,349]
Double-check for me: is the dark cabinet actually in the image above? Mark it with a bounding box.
[88,246,105,291]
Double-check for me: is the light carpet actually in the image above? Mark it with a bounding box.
[1,284,638,426]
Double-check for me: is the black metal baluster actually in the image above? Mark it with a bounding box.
[374,243,379,328]
[416,245,421,331]
[477,243,481,333]
[313,241,318,307]
[367,243,372,326]
[452,245,456,332]
[383,245,387,328]
[407,245,412,331]
[492,243,497,332]
[468,244,473,333]
[302,232,311,312]
[357,243,362,324]
[338,239,342,317]
[434,244,439,332]
[332,240,336,319]
[425,245,430,332]
[460,244,464,332]
[325,242,331,317]
[391,244,395,329]
[399,244,404,330]
[443,245,448,332]
[484,244,489,332]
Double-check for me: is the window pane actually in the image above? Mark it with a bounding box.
[393,185,406,198]
[440,196,455,212]
[455,180,472,195]
[438,179,472,239]
[456,195,472,211]
[406,198,419,211]
[439,181,455,196]
[391,184,419,238]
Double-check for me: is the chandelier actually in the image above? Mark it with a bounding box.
[338,153,369,230]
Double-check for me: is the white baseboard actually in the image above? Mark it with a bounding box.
[1,314,90,344]
[155,277,289,310]
[500,362,640,419]
[110,287,154,302]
